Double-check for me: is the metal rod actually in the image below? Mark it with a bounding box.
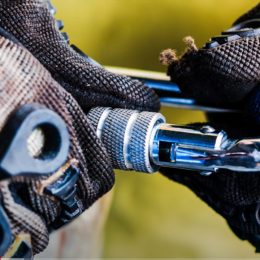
[106,67,239,113]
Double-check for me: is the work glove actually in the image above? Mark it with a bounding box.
[160,2,260,251]
[0,24,159,260]
[0,0,159,255]
[0,0,160,112]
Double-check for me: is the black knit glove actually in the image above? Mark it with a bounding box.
[160,3,260,251]
[0,0,160,255]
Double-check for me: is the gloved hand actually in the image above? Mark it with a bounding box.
[0,0,160,255]
[0,10,159,258]
[0,0,160,113]
[160,3,260,251]
[160,3,260,107]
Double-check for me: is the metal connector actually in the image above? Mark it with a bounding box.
[88,107,260,174]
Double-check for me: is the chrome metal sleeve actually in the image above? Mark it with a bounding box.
[151,124,228,172]
[87,107,165,172]
[102,109,139,170]
[129,112,165,172]
[87,107,112,139]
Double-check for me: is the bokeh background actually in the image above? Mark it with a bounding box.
[52,0,260,258]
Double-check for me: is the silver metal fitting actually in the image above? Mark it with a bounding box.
[88,107,165,173]
[88,107,260,174]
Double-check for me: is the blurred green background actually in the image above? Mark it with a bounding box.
[53,0,260,258]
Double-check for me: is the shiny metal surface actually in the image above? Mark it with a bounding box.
[88,107,165,173]
[152,125,260,173]
[151,124,228,172]
[88,107,260,174]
